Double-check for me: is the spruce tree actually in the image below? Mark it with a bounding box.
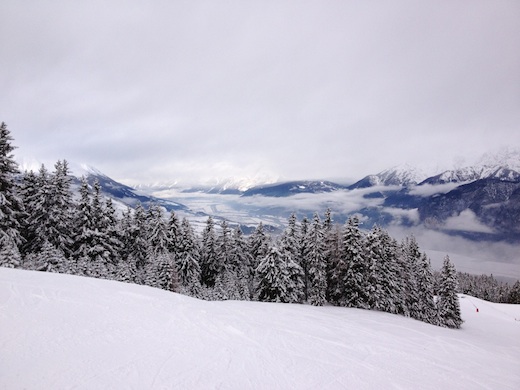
[400,236,422,318]
[200,216,219,287]
[415,253,437,324]
[0,122,24,248]
[146,203,172,257]
[249,222,270,273]
[306,213,327,306]
[437,255,463,329]
[176,217,202,296]
[254,246,290,303]
[339,216,369,308]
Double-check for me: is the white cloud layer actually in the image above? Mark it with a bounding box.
[443,209,495,234]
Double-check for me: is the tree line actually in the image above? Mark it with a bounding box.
[0,122,473,328]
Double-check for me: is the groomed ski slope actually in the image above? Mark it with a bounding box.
[1,268,519,389]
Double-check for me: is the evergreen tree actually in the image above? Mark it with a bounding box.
[38,240,69,273]
[73,177,92,259]
[400,236,422,319]
[146,203,172,257]
[254,246,290,303]
[200,216,219,287]
[146,252,177,292]
[249,222,270,273]
[176,217,202,296]
[131,202,149,270]
[254,243,304,304]
[339,216,369,308]
[229,227,253,300]
[0,122,24,248]
[306,213,327,306]
[415,253,437,324]
[0,234,22,268]
[166,211,182,257]
[279,213,301,265]
[48,160,74,256]
[19,170,39,254]
[437,255,463,329]
[508,280,520,304]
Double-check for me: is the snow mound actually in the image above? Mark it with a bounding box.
[1,268,519,389]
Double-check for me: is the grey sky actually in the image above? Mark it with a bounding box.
[1,1,519,185]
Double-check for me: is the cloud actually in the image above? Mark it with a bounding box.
[2,1,520,184]
[408,182,463,197]
[443,209,494,234]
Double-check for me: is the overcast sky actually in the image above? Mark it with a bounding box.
[1,1,519,185]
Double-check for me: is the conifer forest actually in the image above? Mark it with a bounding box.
[2,122,519,329]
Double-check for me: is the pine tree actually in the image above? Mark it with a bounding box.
[508,280,520,304]
[166,211,182,257]
[254,246,290,303]
[0,234,22,268]
[146,252,177,292]
[249,222,270,273]
[176,217,202,296]
[401,236,422,319]
[228,227,253,300]
[73,177,92,259]
[339,216,369,308]
[306,213,327,306]
[437,255,463,329]
[415,253,437,324]
[279,213,301,265]
[131,202,149,270]
[19,170,39,254]
[146,203,172,257]
[0,122,24,248]
[48,160,74,256]
[200,216,219,287]
[37,240,69,273]
[254,244,304,304]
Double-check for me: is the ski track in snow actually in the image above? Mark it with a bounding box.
[1,268,519,389]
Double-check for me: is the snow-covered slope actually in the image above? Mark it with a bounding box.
[1,268,519,389]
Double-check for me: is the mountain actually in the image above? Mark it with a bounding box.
[70,164,189,213]
[69,149,520,242]
[3,267,519,389]
[242,180,348,197]
[135,175,280,195]
[349,164,428,189]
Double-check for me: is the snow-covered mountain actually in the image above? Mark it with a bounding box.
[135,174,280,194]
[2,267,519,389]
[349,164,429,189]
[242,180,348,197]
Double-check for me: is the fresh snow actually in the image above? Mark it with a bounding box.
[1,268,519,389]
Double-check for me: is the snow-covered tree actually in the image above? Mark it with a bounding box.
[305,213,327,306]
[415,253,437,324]
[279,213,301,265]
[176,217,202,296]
[48,160,74,256]
[0,234,22,268]
[437,255,463,329]
[338,216,369,308]
[0,122,24,248]
[254,244,304,304]
[249,222,270,273]
[400,236,422,319]
[200,216,219,287]
[146,203,172,257]
[166,211,182,257]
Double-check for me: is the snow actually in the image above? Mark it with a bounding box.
[1,267,519,389]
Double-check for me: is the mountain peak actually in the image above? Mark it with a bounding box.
[476,147,520,171]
